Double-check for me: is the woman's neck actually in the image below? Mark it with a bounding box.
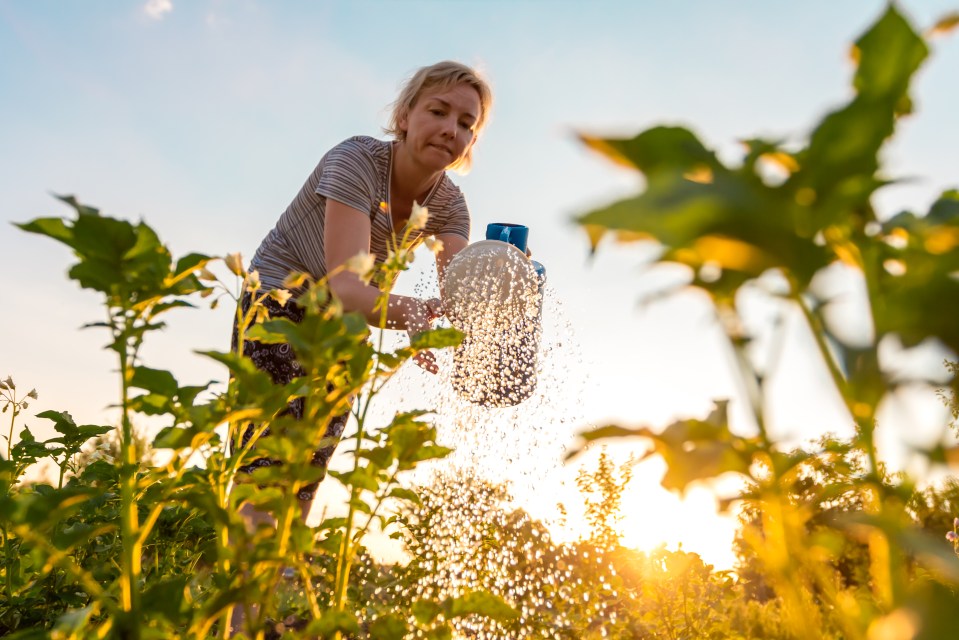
[391,140,442,203]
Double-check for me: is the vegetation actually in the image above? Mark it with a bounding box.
[572,3,959,638]
[3,3,959,639]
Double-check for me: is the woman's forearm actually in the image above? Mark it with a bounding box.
[329,274,428,333]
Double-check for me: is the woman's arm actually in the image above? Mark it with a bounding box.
[325,199,434,335]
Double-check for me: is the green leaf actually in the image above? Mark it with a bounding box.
[852,5,928,106]
[10,426,52,464]
[79,459,118,484]
[141,575,191,622]
[927,189,959,225]
[51,605,97,635]
[53,193,100,217]
[359,445,395,469]
[389,487,421,504]
[329,467,379,492]
[796,5,927,205]
[579,126,720,176]
[70,210,138,263]
[445,590,518,623]
[152,425,213,450]
[123,221,163,261]
[578,170,830,286]
[369,614,408,639]
[410,327,464,350]
[173,252,211,276]
[53,521,114,550]
[424,628,453,640]
[305,610,360,636]
[129,366,179,397]
[14,217,74,247]
[570,403,754,493]
[37,410,112,443]
[412,599,442,625]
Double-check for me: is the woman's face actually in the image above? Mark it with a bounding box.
[399,82,481,172]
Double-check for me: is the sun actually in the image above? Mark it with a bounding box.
[618,456,739,571]
[550,445,740,572]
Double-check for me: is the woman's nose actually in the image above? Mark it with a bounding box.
[443,117,457,138]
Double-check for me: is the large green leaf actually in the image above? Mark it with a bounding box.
[795,5,927,209]
[129,366,179,397]
[570,402,757,495]
[579,125,721,176]
[579,169,831,285]
[852,4,928,107]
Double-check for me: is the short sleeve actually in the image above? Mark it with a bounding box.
[436,189,471,240]
[315,138,380,216]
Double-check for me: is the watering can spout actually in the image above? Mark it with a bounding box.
[442,224,546,407]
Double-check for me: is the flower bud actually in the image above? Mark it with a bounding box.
[947,531,958,542]
[245,270,261,293]
[224,253,245,276]
[954,517,959,529]
[282,272,310,290]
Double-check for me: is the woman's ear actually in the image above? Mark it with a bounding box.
[397,108,409,137]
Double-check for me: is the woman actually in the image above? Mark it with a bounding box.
[233,60,493,524]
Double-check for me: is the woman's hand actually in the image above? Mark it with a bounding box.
[408,297,444,374]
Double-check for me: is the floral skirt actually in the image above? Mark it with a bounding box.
[230,293,349,501]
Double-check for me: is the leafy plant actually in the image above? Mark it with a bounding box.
[1,196,516,639]
[572,4,959,638]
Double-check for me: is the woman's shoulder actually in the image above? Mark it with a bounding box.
[432,173,466,209]
[328,135,391,161]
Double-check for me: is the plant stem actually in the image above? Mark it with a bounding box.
[113,310,142,640]
[790,290,852,415]
[7,400,17,460]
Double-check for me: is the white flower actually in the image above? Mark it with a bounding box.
[345,252,376,284]
[409,202,429,230]
[424,236,444,256]
[270,289,292,307]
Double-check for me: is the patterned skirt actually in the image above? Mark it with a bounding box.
[230,292,349,501]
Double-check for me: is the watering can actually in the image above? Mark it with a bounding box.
[442,223,547,407]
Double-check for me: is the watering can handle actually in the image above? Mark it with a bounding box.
[499,227,510,243]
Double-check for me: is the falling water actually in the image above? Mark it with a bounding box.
[365,256,619,637]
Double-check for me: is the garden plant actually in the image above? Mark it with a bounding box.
[571,4,959,639]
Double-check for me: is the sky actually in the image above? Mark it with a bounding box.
[2,0,959,569]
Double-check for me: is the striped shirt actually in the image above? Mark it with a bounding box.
[250,135,471,292]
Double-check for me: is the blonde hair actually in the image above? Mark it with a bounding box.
[385,61,493,173]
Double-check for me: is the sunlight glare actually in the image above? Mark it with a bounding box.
[620,456,738,571]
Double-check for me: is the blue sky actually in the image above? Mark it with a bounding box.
[3,0,958,565]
